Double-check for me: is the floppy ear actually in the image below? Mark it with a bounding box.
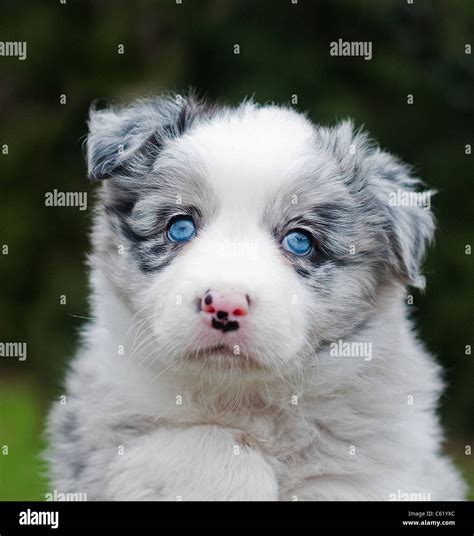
[85,94,215,181]
[320,120,435,289]
[369,152,435,289]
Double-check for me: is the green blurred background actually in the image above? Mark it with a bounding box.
[0,0,472,500]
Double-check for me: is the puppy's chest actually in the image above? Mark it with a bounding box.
[227,409,318,464]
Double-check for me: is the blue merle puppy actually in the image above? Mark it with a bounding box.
[46,94,465,501]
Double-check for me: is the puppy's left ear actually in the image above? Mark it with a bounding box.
[325,121,435,289]
[365,149,436,290]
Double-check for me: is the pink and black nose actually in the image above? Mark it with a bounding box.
[200,290,250,332]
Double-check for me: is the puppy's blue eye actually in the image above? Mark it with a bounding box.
[167,216,196,243]
[282,230,313,256]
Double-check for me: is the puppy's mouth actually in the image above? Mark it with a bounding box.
[188,343,266,371]
[202,343,238,356]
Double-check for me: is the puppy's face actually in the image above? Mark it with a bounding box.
[87,96,433,379]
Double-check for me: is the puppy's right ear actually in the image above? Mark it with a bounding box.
[86,95,213,181]
[86,98,173,181]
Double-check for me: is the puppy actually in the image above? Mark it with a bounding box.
[46,94,465,501]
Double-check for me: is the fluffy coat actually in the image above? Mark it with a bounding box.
[46,95,465,501]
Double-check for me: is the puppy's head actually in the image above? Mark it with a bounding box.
[87,94,434,378]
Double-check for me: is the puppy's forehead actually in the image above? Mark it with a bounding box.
[184,105,316,204]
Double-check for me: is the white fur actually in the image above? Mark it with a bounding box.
[46,98,465,501]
